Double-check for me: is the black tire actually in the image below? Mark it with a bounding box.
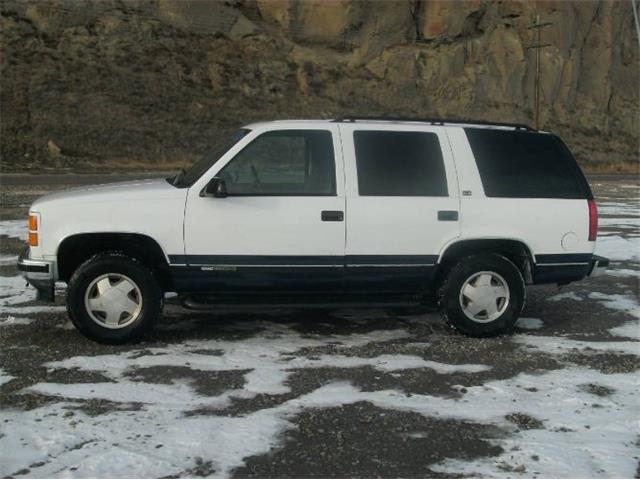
[437,253,525,337]
[67,253,162,344]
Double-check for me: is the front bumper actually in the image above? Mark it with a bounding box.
[588,254,609,278]
[17,247,56,302]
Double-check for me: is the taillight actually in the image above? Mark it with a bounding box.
[588,199,598,242]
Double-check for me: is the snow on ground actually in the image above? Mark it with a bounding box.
[7,351,639,478]
[515,331,639,356]
[0,315,35,326]
[594,235,640,262]
[0,184,638,478]
[1,275,35,306]
[588,292,640,320]
[0,219,28,241]
[0,254,18,265]
[3,323,493,478]
[44,327,490,399]
[548,291,582,302]
[605,268,640,278]
[429,367,639,478]
[515,317,544,330]
[0,368,14,386]
[587,292,640,340]
[0,273,66,320]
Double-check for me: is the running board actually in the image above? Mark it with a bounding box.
[179,294,424,311]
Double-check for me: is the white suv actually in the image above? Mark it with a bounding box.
[18,117,608,343]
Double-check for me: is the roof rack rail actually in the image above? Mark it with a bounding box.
[331,116,536,131]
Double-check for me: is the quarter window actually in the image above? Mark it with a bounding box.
[219,130,336,195]
[353,131,448,196]
[465,128,590,199]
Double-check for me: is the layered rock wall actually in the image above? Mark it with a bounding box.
[1,0,637,170]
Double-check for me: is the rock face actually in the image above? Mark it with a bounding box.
[1,0,637,171]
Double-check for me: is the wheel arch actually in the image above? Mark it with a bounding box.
[57,232,173,290]
[435,237,534,286]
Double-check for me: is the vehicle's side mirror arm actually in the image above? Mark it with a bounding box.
[200,177,228,198]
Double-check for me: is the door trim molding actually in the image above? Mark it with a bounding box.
[169,254,439,268]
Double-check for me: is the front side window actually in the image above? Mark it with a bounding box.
[176,129,251,187]
[218,130,336,195]
[353,131,448,196]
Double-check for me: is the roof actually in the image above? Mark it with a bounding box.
[243,117,537,132]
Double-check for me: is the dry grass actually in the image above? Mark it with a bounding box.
[582,161,639,175]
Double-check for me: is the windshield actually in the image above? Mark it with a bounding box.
[171,129,251,187]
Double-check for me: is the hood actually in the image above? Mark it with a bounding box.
[30,178,184,210]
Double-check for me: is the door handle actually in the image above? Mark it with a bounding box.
[321,210,344,222]
[438,210,459,221]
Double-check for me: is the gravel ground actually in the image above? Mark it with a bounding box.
[0,174,638,478]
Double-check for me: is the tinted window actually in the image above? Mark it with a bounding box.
[354,131,448,196]
[465,128,590,199]
[179,129,250,187]
[219,130,336,195]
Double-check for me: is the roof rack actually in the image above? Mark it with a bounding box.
[331,116,536,132]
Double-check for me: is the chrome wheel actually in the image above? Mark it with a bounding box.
[84,273,142,329]
[459,271,510,323]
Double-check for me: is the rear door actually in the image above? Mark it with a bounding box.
[339,124,460,293]
[181,125,346,294]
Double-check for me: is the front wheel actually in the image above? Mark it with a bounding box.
[437,253,525,337]
[67,253,162,344]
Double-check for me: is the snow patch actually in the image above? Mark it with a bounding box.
[605,268,640,278]
[45,326,489,397]
[588,292,639,320]
[11,367,638,478]
[595,235,640,262]
[428,368,639,478]
[0,315,35,326]
[515,317,544,330]
[608,321,640,341]
[548,291,582,302]
[0,254,18,265]
[0,220,28,241]
[0,368,14,386]
[0,274,66,316]
[514,334,639,356]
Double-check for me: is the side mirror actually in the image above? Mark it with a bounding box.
[201,177,228,198]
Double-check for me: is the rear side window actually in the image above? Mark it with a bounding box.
[354,131,448,196]
[465,128,591,199]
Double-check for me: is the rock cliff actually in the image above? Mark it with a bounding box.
[1,0,638,171]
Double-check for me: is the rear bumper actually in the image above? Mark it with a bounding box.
[17,247,56,302]
[532,253,608,285]
[587,255,609,278]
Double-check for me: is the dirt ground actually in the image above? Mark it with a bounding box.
[0,174,638,478]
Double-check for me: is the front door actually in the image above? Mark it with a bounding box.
[180,126,345,294]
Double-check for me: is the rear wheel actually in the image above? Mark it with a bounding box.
[438,253,525,337]
[67,253,162,344]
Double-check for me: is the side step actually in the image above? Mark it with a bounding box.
[179,293,424,311]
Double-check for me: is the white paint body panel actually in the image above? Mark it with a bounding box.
[338,123,460,257]
[27,119,596,284]
[445,127,594,260]
[183,123,346,258]
[29,179,186,262]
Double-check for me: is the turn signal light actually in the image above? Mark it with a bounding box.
[29,232,39,247]
[28,213,39,246]
[28,214,38,231]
